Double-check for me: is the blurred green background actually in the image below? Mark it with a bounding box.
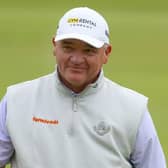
[0,0,167,167]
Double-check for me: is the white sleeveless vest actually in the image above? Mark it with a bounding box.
[6,71,148,168]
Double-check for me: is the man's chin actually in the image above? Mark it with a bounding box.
[67,73,85,82]
[68,78,85,85]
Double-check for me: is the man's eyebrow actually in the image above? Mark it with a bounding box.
[83,43,98,49]
[61,40,73,45]
[85,44,96,49]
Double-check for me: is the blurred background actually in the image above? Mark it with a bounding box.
[0,0,167,166]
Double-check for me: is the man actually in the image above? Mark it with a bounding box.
[0,7,166,168]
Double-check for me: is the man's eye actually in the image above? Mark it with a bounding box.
[62,46,73,52]
[85,49,92,52]
[84,48,97,55]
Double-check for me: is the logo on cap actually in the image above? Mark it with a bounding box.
[67,17,96,29]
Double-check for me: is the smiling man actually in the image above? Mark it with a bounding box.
[53,39,111,93]
[0,7,166,168]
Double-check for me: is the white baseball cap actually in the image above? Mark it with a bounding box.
[54,7,110,48]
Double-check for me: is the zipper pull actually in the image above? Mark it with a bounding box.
[72,93,78,112]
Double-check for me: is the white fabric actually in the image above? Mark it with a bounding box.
[55,7,109,48]
[6,71,146,167]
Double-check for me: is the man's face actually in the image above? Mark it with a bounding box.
[53,39,111,93]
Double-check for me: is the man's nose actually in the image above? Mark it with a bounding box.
[69,52,85,64]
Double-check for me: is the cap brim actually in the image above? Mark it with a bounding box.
[54,33,104,48]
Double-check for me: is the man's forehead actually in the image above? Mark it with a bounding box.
[60,39,96,48]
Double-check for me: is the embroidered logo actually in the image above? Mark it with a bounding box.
[94,121,111,136]
[32,117,59,125]
[67,17,96,29]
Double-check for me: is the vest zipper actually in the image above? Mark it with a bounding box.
[72,93,78,112]
[69,93,79,135]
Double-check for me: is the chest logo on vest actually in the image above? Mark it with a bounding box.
[94,121,111,136]
[32,116,59,125]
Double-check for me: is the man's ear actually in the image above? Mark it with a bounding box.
[103,44,112,64]
[52,37,56,46]
[52,37,57,56]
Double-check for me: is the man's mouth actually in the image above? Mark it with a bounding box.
[69,66,87,72]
